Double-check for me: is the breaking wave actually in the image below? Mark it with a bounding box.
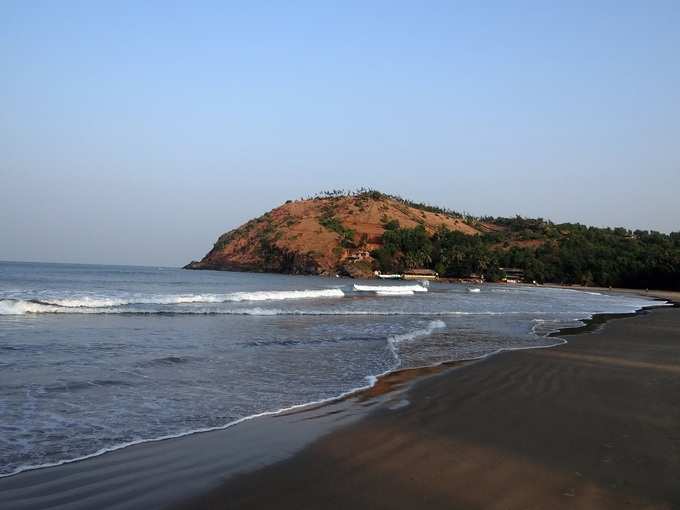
[0,299,586,316]
[226,289,345,301]
[0,289,346,315]
[353,284,428,293]
[376,290,414,296]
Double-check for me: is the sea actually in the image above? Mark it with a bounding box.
[0,261,661,478]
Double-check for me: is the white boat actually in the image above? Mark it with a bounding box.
[467,287,481,293]
[377,273,402,279]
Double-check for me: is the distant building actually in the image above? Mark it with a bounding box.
[499,267,525,283]
[403,268,439,280]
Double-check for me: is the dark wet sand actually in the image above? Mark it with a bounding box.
[176,305,680,510]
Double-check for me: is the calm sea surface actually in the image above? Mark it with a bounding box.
[0,261,659,477]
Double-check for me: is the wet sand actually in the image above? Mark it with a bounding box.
[176,304,680,510]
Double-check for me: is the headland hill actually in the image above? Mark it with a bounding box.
[185,190,680,291]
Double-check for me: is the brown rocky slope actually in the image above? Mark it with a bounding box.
[185,193,482,278]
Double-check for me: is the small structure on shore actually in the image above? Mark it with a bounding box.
[463,273,485,284]
[374,271,402,279]
[499,267,525,283]
[403,268,439,280]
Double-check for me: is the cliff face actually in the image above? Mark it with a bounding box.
[185,194,481,277]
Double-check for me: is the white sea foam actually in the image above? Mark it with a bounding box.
[353,284,428,293]
[0,289,346,314]
[225,289,345,301]
[376,289,415,296]
[0,300,63,315]
[387,319,446,364]
[0,300,594,316]
[49,294,227,308]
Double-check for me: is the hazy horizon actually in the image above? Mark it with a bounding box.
[2,2,679,266]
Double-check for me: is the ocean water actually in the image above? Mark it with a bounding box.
[0,261,659,477]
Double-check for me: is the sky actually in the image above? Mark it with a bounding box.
[1,1,679,266]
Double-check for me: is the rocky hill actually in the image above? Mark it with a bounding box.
[186,190,680,289]
[185,192,481,278]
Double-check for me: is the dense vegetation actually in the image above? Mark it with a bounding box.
[371,217,680,290]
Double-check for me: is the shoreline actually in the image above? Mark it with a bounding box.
[544,283,680,304]
[177,302,680,509]
[1,292,676,509]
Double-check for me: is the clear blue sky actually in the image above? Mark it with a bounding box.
[2,1,679,266]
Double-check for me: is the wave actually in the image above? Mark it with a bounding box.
[0,299,605,317]
[0,300,66,315]
[387,319,446,363]
[226,289,345,301]
[0,289,346,314]
[41,295,227,307]
[353,284,428,293]
[376,290,414,296]
[0,300,593,316]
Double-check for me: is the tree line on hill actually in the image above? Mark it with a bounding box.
[370,218,680,291]
[304,188,474,220]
